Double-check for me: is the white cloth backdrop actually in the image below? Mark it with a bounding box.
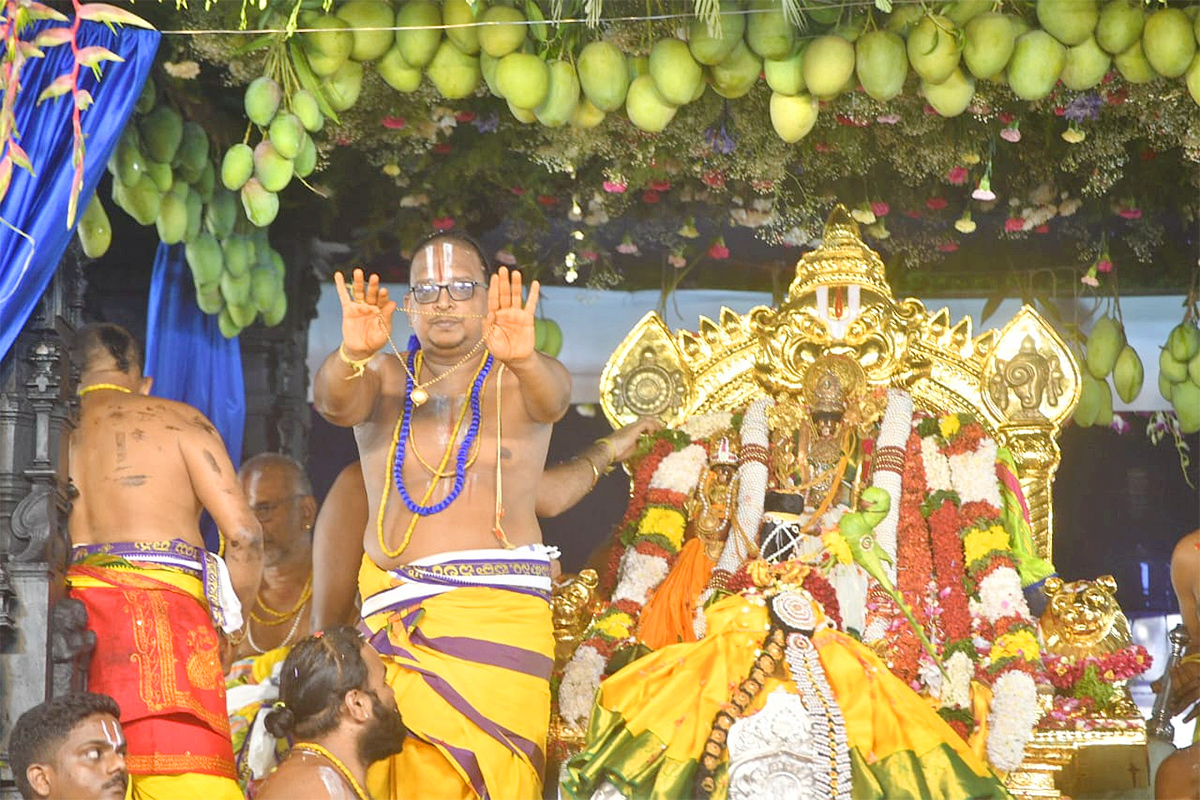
[309,285,1186,412]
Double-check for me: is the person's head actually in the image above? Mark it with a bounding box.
[405,231,491,355]
[8,693,127,800]
[264,626,406,765]
[70,323,151,394]
[239,453,317,566]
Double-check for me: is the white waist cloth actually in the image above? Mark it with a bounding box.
[360,543,560,619]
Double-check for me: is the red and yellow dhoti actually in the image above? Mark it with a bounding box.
[67,541,242,800]
[358,545,557,800]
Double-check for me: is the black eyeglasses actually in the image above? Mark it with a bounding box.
[251,495,305,520]
[409,279,485,304]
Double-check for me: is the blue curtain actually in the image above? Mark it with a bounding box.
[144,243,246,550]
[0,20,159,363]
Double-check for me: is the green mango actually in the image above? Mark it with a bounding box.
[765,45,806,96]
[1173,380,1200,434]
[1141,7,1195,77]
[1008,30,1067,100]
[1160,346,1188,384]
[155,191,188,244]
[205,188,238,239]
[1159,372,1176,402]
[1188,53,1200,107]
[507,99,537,123]
[220,267,252,307]
[1085,315,1125,378]
[477,5,526,58]
[1073,374,1103,427]
[196,285,224,315]
[768,91,818,142]
[184,187,203,241]
[125,176,162,226]
[77,194,112,258]
[175,121,209,175]
[649,39,702,106]
[395,1,442,67]
[710,41,761,99]
[336,0,395,62]
[1096,0,1144,54]
[223,236,251,277]
[688,1,745,65]
[323,59,364,111]
[578,41,629,111]
[135,77,156,114]
[379,45,423,92]
[534,60,580,127]
[1190,349,1200,385]
[146,160,173,193]
[945,0,992,27]
[250,266,277,312]
[426,39,480,100]
[1113,345,1144,403]
[253,140,294,193]
[294,134,317,178]
[1061,37,1111,89]
[745,0,795,60]
[1037,0,1098,45]
[907,15,961,84]
[240,178,279,227]
[443,0,479,55]
[301,14,353,77]
[268,113,306,159]
[194,161,215,203]
[263,293,288,327]
[140,105,183,164]
[922,67,975,117]
[856,30,906,101]
[570,97,605,128]
[1168,322,1200,362]
[221,144,255,192]
[963,13,1018,79]
[803,35,855,99]
[114,137,147,188]
[186,231,224,286]
[1093,376,1114,427]
[495,52,549,109]
[228,301,257,328]
[291,90,324,133]
[1114,39,1158,83]
[625,74,677,132]
[244,76,282,127]
[539,318,562,357]
[217,306,241,339]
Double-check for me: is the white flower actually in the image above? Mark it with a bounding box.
[612,552,670,605]
[648,444,707,494]
[1059,197,1082,217]
[559,645,607,726]
[987,671,1039,771]
[942,651,974,709]
[163,60,200,79]
[948,439,1001,506]
[680,412,732,440]
[921,437,953,492]
[977,567,1029,625]
[400,193,429,208]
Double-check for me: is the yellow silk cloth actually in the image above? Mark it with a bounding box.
[637,537,715,650]
[129,772,244,800]
[564,594,1011,800]
[358,554,554,800]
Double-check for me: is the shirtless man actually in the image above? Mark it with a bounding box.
[1156,528,1200,799]
[66,322,261,800]
[314,233,571,799]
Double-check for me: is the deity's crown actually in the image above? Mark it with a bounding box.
[711,436,738,466]
[810,372,847,414]
[785,205,893,303]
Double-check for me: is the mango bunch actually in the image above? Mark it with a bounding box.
[104,78,289,338]
[220,77,322,229]
[1075,314,1144,427]
[533,317,562,357]
[1159,320,1200,434]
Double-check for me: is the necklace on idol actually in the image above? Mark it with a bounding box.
[77,383,132,397]
[251,573,313,626]
[376,342,493,560]
[292,742,370,800]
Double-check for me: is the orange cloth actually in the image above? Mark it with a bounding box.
[67,563,236,780]
[636,537,715,649]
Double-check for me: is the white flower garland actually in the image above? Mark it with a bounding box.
[559,644,607,727]
[648,444,708,494]
[942,650,974,710]
[948,439,1001,507]
[611,551,671,605]
[920,436,953,492]
[986,671,1040,772]
[680,411,733,441]
[976,567,1030,624]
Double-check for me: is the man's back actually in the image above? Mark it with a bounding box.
[70,391,220,547]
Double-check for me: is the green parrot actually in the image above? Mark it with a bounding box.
[838,487,945,673]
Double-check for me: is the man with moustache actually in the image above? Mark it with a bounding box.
[256,627,407,800]
[314,231,571,799]
[8,693,129,800]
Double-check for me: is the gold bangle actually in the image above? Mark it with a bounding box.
[338,344,373,380]
[581,457,602,491]
[595,437,618,466]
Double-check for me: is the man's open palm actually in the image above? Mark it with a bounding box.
[335,269,396,357]
[486,266,539,363]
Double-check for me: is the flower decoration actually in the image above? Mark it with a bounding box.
[602,179,627,194]
[870,200,891,217]
[1117,202,1142,220]
[381,115,407,130]
[1000,121,1022,143]
[851,202,877,225]
[163,60,200,79]
[1081,268,1100,287]
[1064,92,1104,123]
[616,235,639,255]
[642,189,660,204]
[926,196,948,211]
[382,163,401,177]
[678,217,700,238]
[431,216,455,230]
[704,114,737,154]
[946,166,969,186]
[1004,217,1025,233]
[667,249,686,269]
[973,173,996,202]
[707,237,730,260]
[1062,123,1086,144]
[954,210,976,234]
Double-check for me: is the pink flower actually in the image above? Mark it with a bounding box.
[642,190,660,204]
[903,209,923,219]
[455,111,476,123]
[946,166,969,185]
[1118,207,1142,220]
[751,179,775,192]
[649,179,671,191]
[1096,259,1113,273]
[668,253,686,269]
[938,241,960,253]
[871,201,890,216]
[972,174,996,201]
[580,250,599,262]
[707,238,730,259]
[1005,217,1025,232]
[1081,273,1100,287]
[876,113,901,124]
[381,115,406,129]
[1001,123,1021,143]
[1035,224,1050,234]
[926,196,948,211]
[1110,414,1131,434]
[603,180,627,194]
[509,186,526,196]
[701,170,726,189]
[616,236,639,255]
[432,216,455,230]
[998,112,1014,124]
[537,194,558,206]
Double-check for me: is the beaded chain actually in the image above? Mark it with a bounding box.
[292,742,370,800]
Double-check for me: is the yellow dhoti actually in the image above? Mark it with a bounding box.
[358,545,557,800]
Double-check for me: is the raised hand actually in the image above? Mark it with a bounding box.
[335,268,396,359]
[607,417,664,462]
[485,266,539,364]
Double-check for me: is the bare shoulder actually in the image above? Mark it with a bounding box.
[1172,529,1200,570]
[256,758,338,800]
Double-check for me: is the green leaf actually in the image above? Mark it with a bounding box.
[36,73,73,104]
[525,0,548,42]
[76,45,125,68]
[289,42,340,125]
[874,0,892,11]
[32,26,72,47]
[74,3,155,29]
[231,32,278,56]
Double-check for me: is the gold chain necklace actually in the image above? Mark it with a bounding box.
[382,318,487,406]
[292,742,370,800]
[406,352,483,477]
[250,574,313,625]
[245,596,307,654]
[77,383,132,397]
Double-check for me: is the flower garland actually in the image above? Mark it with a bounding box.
[891,427,934,686]
[558,437,708,729]
[1043,644,1152,721]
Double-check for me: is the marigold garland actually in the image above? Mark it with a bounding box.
[893,427,933,686]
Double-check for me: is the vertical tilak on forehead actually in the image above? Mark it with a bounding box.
[101,719,123,747]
